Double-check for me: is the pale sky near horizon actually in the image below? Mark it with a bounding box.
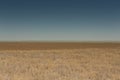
[0,0,120,41]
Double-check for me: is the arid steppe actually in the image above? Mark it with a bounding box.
[0,42,120,80]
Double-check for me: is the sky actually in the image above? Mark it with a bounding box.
[0,0,120,42]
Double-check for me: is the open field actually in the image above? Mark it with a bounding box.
[0,42,120,80]
[0,42,120,50]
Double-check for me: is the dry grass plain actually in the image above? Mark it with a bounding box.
[0,42,120,80]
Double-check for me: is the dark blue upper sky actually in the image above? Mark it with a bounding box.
[0,0,120,41]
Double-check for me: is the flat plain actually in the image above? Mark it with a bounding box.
[0,42,120,80]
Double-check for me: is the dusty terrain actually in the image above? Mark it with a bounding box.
[0,42,120,50]
[0,42,120,80]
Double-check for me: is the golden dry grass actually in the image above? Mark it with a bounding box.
[0,42,120,80]
[0,47,120,80]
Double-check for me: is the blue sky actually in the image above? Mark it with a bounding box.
[0,0,120,41]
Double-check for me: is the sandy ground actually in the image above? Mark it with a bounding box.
[0,47,120,80]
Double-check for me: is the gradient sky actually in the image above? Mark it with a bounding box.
[0,0,120,41]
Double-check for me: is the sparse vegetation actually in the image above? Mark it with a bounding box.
[0,43,120,80]
[0,48,120,80]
